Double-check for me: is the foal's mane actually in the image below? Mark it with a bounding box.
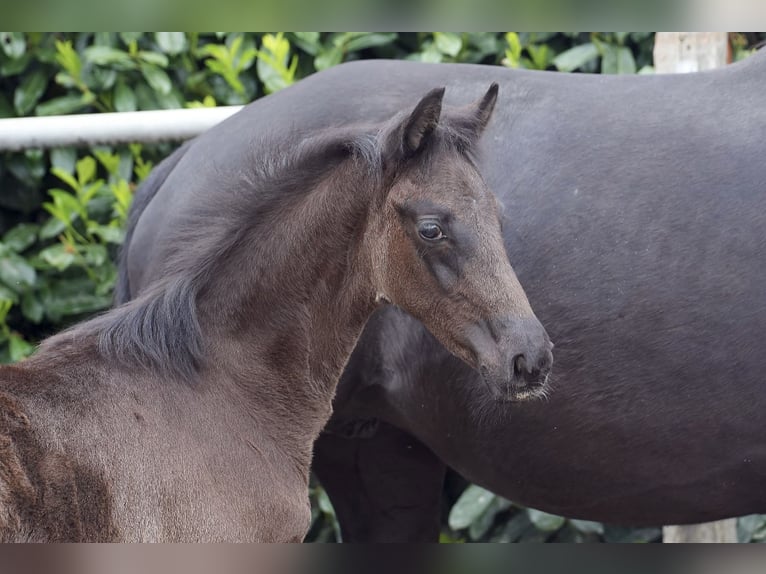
[60,111,484,381]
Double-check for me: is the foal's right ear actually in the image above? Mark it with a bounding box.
[384,87,446,163]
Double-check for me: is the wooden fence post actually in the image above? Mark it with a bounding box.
[663,519,738,543]
[653,32,730,73]
[653,32,738,543]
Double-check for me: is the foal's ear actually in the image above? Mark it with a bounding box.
[385,87,445,162]
[403,87,445,155]
[456,83,499,142]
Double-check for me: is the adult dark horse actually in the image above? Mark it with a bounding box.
[118,54,766,541]
[0,85,552,541]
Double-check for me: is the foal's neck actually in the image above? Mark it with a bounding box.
[198,161,379,447]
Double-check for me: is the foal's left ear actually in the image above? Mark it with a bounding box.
[455,83,499,142]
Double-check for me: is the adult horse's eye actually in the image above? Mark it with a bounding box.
[418,221,444,241]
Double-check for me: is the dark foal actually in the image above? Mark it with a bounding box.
[0,85,551,542]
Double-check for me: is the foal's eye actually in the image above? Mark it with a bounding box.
[417,221,445,241]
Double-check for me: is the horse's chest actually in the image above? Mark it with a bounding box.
[109,442,311,542]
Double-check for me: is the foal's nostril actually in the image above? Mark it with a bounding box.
[513,352,549,386]
[512,354,527,379]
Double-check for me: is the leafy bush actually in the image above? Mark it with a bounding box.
[1,31,764,543]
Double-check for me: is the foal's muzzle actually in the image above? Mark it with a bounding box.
[472,315,554,402]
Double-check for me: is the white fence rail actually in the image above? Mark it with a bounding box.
[0,106,243,151]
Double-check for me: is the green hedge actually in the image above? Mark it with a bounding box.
[1,32,764,543]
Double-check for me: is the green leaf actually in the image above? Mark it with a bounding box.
[255,33,297,93]
[315,487,335,515]
[0,32,26,59]
[7,150,45,187]
[569,519,605,535]
[314,46,343,72]
[198,43,228,61]
[43,285,112,321]
[601,45,636,75]
[39,244,76,271]
[8,333,34,362]
[0,253,37,292]
[152,87,184,110]
[616,46,637,74]
[140,62,172,95]
[137,51,169,67]
[84,46,135,69]
[21,291,43,323]
[53,72,79,89]
[80,244,107,267]
[51,167,79,192]
[79,181,104,205]
[0,52,31,77]
[110,178,133,220]
[290,32,321,55]
[36,93,95,116]
[50,148,77,175]
[343,33,397,53]
[90,224,124,244]
[468,497,512,541]
[155,32,187,55]
[526,508,566,532]
[448,485,496,530]
[54,40,81,79]
[94,150,121,177]
[47,189,86,222]
[76,156,97,186]
[527,44,551,70]
[553,43,599,72]
[506,32,522,60]
[409,44,443,63]
[41,279,111,319]
[0,301,11,334]
[39,217,67,240]
[13,69,48,116]
[117,148,135,181]
[737,514,766,542]
[434,32,462,58]
[3,224,39,253]
[0,285,19,305]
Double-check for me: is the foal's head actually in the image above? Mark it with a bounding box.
[366,85,553,401]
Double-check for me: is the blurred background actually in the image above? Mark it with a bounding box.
[0,32,765,542]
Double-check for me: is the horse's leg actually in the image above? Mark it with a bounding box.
[312,421,446,543]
